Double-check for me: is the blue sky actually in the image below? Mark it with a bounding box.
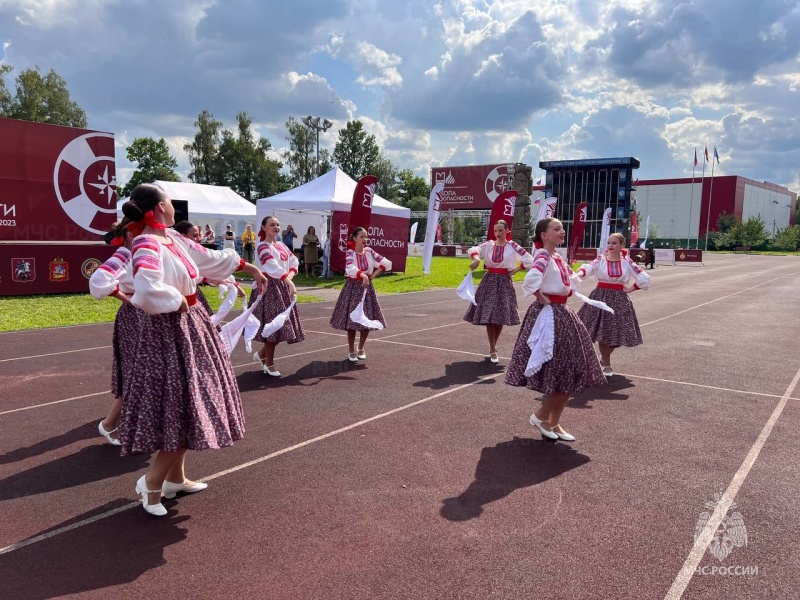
[2,0,799,194]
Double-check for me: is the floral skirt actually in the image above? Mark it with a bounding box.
[330,278,387,331]
[248,278,305,344]
[463,272,520,326]
[577,288,643,347]
[111,303,142,398]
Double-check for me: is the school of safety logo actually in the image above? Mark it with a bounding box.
[53,132,118,235]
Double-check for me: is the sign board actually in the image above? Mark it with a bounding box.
[331,211,408,273]
[430,164,510,210]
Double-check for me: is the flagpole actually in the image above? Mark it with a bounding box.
[688,148,696,248]
[698,147,707,249]
[704,151,717,252]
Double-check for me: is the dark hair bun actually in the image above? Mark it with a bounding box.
[122,200,144,221]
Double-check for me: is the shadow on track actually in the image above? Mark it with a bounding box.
[0,508,189,599]
[570,375,635,409]
[413,360,503,390]
[440,436,590,522]
[0,421,101,466]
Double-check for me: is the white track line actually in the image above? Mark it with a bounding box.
[0,371,506,555]
[0,346,111,363]
[664,363,800,599]
[0,392,108,416]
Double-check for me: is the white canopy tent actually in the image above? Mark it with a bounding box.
[255,167,410,242]
[117,181,258,240]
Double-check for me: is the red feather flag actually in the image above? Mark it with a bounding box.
[349,175,379,235]
[630,210,639,248]
[486,190,518,241]
[567,202,588,264]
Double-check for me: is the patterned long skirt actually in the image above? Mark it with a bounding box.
[463,272,520,326]
[196,286,213,317]
[248,278,305,344]
[111,303,142,398]
[330,278,387,331]
[118,304,245,456]
[577,288,643,347]
[505,302,606,395]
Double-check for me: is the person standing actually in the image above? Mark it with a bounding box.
[505,218,606,442]
[321,231,333,279]
[90,220,140,446]
[330,227,391,362]
[120,183,267,517]
[250,216,305,377]
[282,224,297,251]
[303,226,320,277]
[647,240,656,269]
[464,219,533,364]
[223,224,236,251]
[576,233,650,377]
[242,224,257,264]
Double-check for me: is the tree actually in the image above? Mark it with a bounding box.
[184,110,223,184]
[332,120,380,181]
[772,226,800,250]
[120,137,180,198]
[395,169,430,203]
[371,154,398,199]
[0,65,87,127]
[733,216,768,248]
[282,116,316,186]
[215,111,284,201]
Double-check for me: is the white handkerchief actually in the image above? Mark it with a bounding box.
[210,282,239,326]
[349,290,384,330]
[524,304,555,377]
[456,271,477,305]
[575,292,614,313]
[260,299,297,338]
[219,294,262,356]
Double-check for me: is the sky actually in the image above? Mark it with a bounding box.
[2,0,799,195]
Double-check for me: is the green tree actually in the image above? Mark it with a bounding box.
[733,216,768,248]
[395,169,430,203]
[0,65,87,127]
[184,109,223,184]
[215,112,284,201]
[120,137,180,198]
[371,154,398,199]
[332,120,380,181]
[317,149,333,176]
[282,116,316,186]
[772,226,800,250]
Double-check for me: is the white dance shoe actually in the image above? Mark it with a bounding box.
[489,352,499,364]
[135,475,167,517]
[162,479,209,499]
[529,413,558,440]
[357,348,367,360]
[98,421,121,446]
[552,425,576,442]
[264,365,281,377]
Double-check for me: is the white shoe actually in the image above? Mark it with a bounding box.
[98,421,121,446]
[357,348,366,360]
[489,352,499,364]
[532,420,559,440]
[162,479,209,499]
[135,475,167,517]
[529,413,543,427]
[348,352,359,363]
[602,366,614,377]
[264,365,281,377]
[553,425,576,442]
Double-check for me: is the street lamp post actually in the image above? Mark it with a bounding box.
[302,115,333,177]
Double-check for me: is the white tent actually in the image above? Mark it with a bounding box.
[117,181,258,240]
[255,167,411,241]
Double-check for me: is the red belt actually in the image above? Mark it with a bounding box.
[597,282,624,291]
[185,293,197,307]
[544,294,570,304]
[486,267,509,274]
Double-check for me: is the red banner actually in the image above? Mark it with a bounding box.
[348,175,378,234]
[675,249,702,263]
[331,211,408,273]
[487,190,517,240]
[630,211,639,247]
[0,243,115,296]
[574,247,598,261]
[0,118,117,242]
[430,164,510,210]
[567,202,588,264]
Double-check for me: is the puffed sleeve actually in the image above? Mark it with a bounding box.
[345,249,360,278]
[257,242,290,280]
[625,256,651,290]
[89,247,131,299]
[521,249,551,297]
[368,247,391,272]
[576,256,602,278]
[287,245,299,273]
[130,236,183,314]
[468,243,481,259]
[509,241,534,270]
[176,232,244,281]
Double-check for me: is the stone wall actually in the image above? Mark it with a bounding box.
[510,163,532,248]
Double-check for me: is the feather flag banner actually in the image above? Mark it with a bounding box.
[422,182,444,274]
[409,222,418,244]
[598,207,612,253]
[630,210,639,248]
[487,190,517,240]
[348,175,378,234]
[534,197,558,225]
[567,202,588,264]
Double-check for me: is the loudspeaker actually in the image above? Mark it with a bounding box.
[172,200,189,224]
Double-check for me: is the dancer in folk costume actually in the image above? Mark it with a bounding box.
[576,233,650,377]
[89,220,141,446]
[464,212,533,364]
[505,218,607,442]
[120,184,267,517]
[329,227,391,361]
[249,215,305,377]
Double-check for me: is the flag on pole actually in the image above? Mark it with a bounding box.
[639,215,650,248]
[630,210,639,247]
[598,207,612,254]
[713,146,720,163]
[422,182,444,274]
[535,178,542,185]
[409,222,418,244]
[567,202,588,264]
[486,190,517,241]
[704,145,709,162]
[694,148,698,167]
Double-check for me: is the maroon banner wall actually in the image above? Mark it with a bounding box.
[675,249,703,263]
[430,164,510,210]
[331,211,408,273]
[0,118,117,243]
[0,243,116,296]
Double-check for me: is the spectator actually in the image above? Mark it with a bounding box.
[303,226,320,277]
[321,231,332,279]
[282,225,297,251]
[242,224,257,263]
[203,224,215,245]
[223,224,236,251]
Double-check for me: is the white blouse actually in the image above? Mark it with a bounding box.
[345,248,392,279]
[256,240,298,281]
[468,240,534,271]
[130,229,243,314]
[522,249,578,297]
[577,254,650,290]
[89,247,134,298]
